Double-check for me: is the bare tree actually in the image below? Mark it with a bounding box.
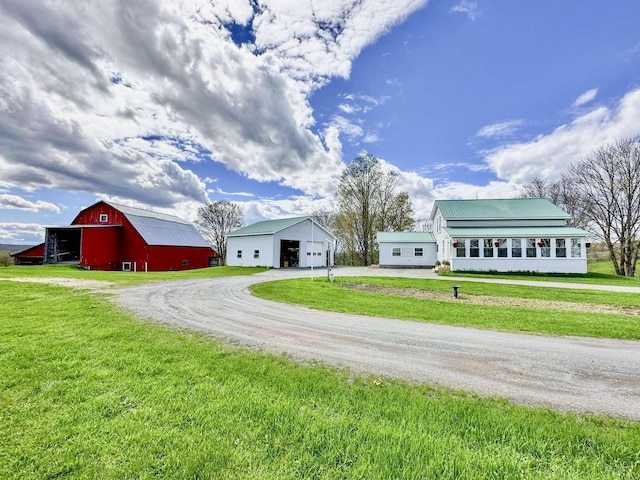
[310,209,336,231]
[518,176,589,229]
[195,200,243,265]
[568,138,640,276]
[335,152,415,266]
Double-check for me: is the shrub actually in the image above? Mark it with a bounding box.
[442,260,450,266]
[0,251,12,267]
[435,260,441,266]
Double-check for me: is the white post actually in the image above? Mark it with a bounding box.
[311,218,314,279]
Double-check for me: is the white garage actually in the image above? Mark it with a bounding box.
[226,216,336,268]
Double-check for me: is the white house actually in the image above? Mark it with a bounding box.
[430,198,590,273]
[226,217,336,268]
[376,231,437,268]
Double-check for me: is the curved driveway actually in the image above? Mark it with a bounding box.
[114,268,640,419]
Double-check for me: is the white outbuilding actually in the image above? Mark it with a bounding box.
[226,216,336,268]
[376,231,437,268]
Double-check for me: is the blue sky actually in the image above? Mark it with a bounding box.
[1,0,639,244]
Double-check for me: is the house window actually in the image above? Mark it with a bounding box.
[526,238,537,258]
[455,239,466,258]
[254,250,260,259]
[237,250,242,258]
[392,247,401,257]
[496,238,507,258]
[540,238,551,258]
[511,239,522,258]
[483,239,494,258]
[182,259,189,266]
[571,239,581,258]
[556,239,566,258]
[469,239,480,258]
[414,248,423,257]
[99,214,108,223]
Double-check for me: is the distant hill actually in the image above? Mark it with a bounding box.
[0,244,36,254]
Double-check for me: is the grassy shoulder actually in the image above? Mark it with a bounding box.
[0,263,268,285]
[2,282,639,479]
[251,278,640,339]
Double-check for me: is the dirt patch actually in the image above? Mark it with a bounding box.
[342,282,640,316]
[0,277,113,290]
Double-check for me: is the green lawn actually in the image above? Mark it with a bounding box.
[438,260,639,286]
[1,282,639,479]
[251,277,640,339]
[0,263,267,285]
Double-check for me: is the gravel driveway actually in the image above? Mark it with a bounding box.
[114,268,640,420]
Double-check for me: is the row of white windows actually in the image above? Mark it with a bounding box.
[451,238,583,258]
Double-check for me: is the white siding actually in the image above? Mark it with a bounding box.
[227,218,335,268]
[273,219,334,268]
[226,235,274,267]
[379,242,437,267]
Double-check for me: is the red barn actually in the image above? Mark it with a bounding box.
[44,201,219,271]
[11,243,45,265]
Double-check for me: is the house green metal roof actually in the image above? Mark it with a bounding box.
[444,226,589,238]
[227,216,336,237]
[376,231,435,243]
[431,198,571,220]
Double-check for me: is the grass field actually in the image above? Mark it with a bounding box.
[2,281,639,479]
[438,260,640,286]
[251,277,640,339]
[0,263,267,285]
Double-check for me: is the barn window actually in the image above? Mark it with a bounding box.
[254,250,260,258]
[122,261,132,272]
[237,250,242,258]
[182,260,189,266]
[414,248,423,257]
[99,214,108,223]
[392,248,401,256]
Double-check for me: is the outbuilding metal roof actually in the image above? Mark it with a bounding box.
[444,226,589,238]
[105,201,211,247]
[376,231,435,243]
[227,216,335,238]
[432,198,571,220]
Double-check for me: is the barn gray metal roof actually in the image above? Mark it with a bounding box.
[105,201,211,247]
